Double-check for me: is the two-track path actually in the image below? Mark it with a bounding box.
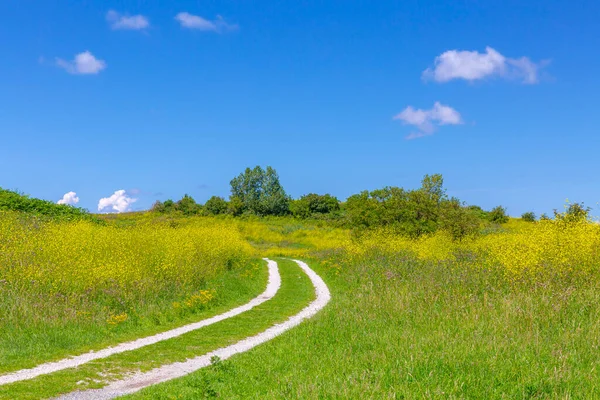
[0,259,330,399]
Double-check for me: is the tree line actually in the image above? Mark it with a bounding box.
[151,165,593,240]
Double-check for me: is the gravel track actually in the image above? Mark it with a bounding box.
[55,259,330,400]
[0,258,280,386]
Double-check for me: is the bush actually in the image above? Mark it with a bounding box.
[554,202,591,223]
[291,194,340,219]
[227,196,244,216]
[488,206,509,224]
[521,211,536,222]
[151,196,200,215]
[343,174,483,238]
[204,196,228,215]
[439,199,481,240]
[177,194,201,215]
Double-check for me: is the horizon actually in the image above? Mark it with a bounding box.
[2,1,599,216]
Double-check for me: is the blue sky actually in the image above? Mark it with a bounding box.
[1,1,599,215]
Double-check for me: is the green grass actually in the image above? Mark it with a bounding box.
[0,259,266,374]
[123,253,600,399]
[0,189,98,222]
[0,259,315,400]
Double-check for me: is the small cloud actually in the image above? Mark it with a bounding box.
[197,184,209,190]
[128,188,142,195]
[153,192,164,197]
[393,102,463,140]
[57,191,79,205]
[98,190,137,213]
[175,12,238,32]
[106,10,150,30]
[423,46,547,84]
[56,51,106,75]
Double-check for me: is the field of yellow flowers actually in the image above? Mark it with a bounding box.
[191,216,600,398]
[3,210,600,397]
[0,212,259,372]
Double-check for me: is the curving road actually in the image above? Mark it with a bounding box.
[55,259,331,400]
[0,258,281,386]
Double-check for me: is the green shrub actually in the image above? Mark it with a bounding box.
[521,211,536,222]
[290,194,340,218]
[177,194,201,215]
[439,199,481,240]
[343,174,483,238]
[554,202,591,223]
[204,196,228,215]
[488,206,509,224]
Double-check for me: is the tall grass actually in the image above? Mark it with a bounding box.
[127,217,600,398]
[0,212,257,372]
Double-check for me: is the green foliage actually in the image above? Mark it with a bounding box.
[521,211,537,222]
[177,194,201,215]
[204,196,228,215]
[488,206,509,224]
[344,174,480,239]
[554,202,591,223]
[466,205,488,220]
[0,187,96,222]
[290,194,340,219]
[230,166,290,216]
[227,196,244,216]
[540,213,550,221]
[439,198,481,240]
[151,195,200,215]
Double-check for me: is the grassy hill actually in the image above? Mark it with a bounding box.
[0,187,95,221]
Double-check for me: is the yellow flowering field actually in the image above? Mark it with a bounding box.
[0,212,257,371]
[339,219,600,280]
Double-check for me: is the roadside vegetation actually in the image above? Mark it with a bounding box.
[0,211,262,373]
[1,166,600,398]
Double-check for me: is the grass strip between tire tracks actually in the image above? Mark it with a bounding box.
[0,259,314,400]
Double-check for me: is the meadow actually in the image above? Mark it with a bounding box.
[2,205,600,398]
[130,216,600,398]
[0,212,263,373]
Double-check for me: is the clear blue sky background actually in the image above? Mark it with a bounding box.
[1,0,599,215]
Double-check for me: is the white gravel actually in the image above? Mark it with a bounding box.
[55,259,331,400]
[0,258,281,386]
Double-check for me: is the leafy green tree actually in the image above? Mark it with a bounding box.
[161,199,176,213]
[176,194,200,215]
[554,202,591,223]
[230,166,264,214]
[227,196,244,216]
[291,193,340,218]
[261,167,290,215]
[204,196,228,215]
[150,200,165,213]
[439,198,481,240]
[344,174,488,238]
[229,166,290,215]
[521,211,536,222]
[488,206,509,224]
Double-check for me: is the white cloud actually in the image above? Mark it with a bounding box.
[175,12,238,32]
[106,10,149,30]
[98,190,137,213]
[423,46,545,84]
[56,51,106,75]
[393,102,463,140]
[57,191,79,205]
